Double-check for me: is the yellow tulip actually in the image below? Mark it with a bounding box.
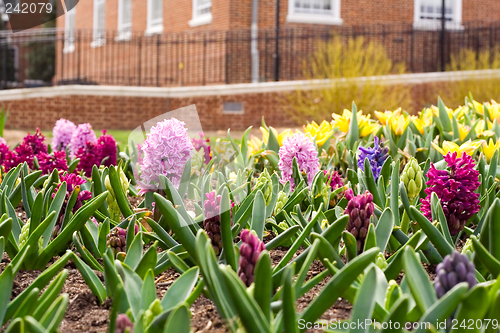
[374,108,403,125]
[457,124,470,142]
[303,120,335,146]
[388,115,410,136]
[475,120,495,138]
[431,140,483,157]
[410,116,425,134]
[468,100,484,114]
[360,121,381,137]
[482,139,500,162]
[247,135,263,156]
[260,127,293,146]
[332,109,374,138]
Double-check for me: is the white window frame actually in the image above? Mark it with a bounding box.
[117,0,132,41]
[146,0,163,35]
[91,0,106,47]
[413,0,463,30]
[63,0,76,53]
[189,0,212,27]
[287,0,342,25]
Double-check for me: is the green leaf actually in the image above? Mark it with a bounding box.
[220,266,271,333]
[32,270,68,321]
[251,190,266,240]
[154,193,197,259]
[455,284,490,328]
[163,304,191,333]
[37,192,108,268]
[166,251,190,274]
[135,243,158,280]
[299,248,379,328]
[381,296,409,333]
[471,235,500,277]
[376,208,394,252]
[414,283,468,333]
[410,206,453,258]
[115,261,143,320]
[39,294,69,332]
[0,265,13,325]
[254,251,272,321]
[220,187,237,271]
[41,182,67,249]
[265,225,300,250]
[71,253,106,304]
[124,232,143,270]
[403,247,437,313]
[346,102,359,150]
[109,165,134,217]
[349,266,378,333]
[363,158,383,208]
[141,270,156,312]
[161,266,200,311]
[343,231,358,261]
[282,265,299,333]
[488,198,500,261]
[438,97,452,133]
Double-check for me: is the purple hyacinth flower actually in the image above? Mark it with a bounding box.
[278,132,320,190]
[139,118,194,192]
[435,251,477,298]
[70,123,97,158]
[344,189,375,253]
[52,119,77,151]
[357,136,388,181]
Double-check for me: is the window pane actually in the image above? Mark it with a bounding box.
[196,0,211,16]
[294,0,333,15]
[123,0,131,25]
[152,0,162,22]
[418,0,455,21]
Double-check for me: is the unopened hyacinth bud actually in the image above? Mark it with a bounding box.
[107,226,138,256]
[385,280,402,310]
[115,314,133,333]
[277,221,293,247]
[238,229,265,287]
[203,191,233,256]
[375,253,388,270]
[400,157,423,200]
[344,189,375,253]
[461,238,474,258]
[19,220,30,249]
[105,169,129,222]
[434,251,477,299]
[254,169,272,205]
[274,191,288,215]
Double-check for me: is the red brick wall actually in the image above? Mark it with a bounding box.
[55,0,500,33]
[0,77,472,131]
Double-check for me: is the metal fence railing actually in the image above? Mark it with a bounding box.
[2,22,500,89]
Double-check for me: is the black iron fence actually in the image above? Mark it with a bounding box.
[2,22,500,89]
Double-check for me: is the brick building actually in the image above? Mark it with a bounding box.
[51,0,500,87]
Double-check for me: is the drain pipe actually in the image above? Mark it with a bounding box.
[251,0,259,83]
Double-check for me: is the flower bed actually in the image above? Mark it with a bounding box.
[1,96,500,332]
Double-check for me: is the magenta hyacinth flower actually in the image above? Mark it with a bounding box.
[278,132,320,190]
[97,130,117,167]
[139,118,194,191]
[203,191,234,255]
[192,132,211,164]
[52,119,76,151]
[324,169,344,191]
[421,152,480,236]
[238,229,265,287]
[344,188,375,253]
[21,128,47,156]
[52,173,92,235]
[70,123,97,157]
[115,314,133,333]
[75,141,101,177]
[0,143,9,167]
[357,136,389,181]
[38,151,68,174]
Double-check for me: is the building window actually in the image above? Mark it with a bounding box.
[189,0,212,27]
[287,0,342,25]
[117,0,131,40]
[414,0,462,30]
[92,0,106,47]
[64,0,77,53]
[146,0,163,35]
